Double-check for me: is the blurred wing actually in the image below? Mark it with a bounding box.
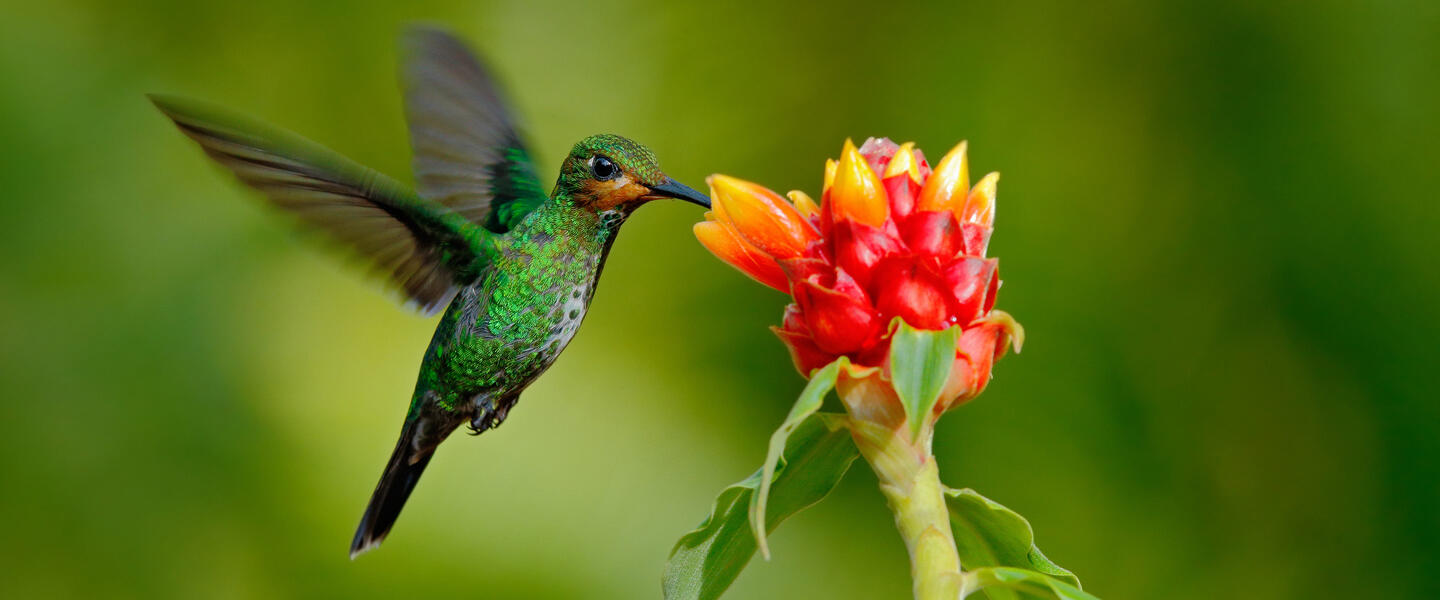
[401,26,548,233]
[150,94,496,315]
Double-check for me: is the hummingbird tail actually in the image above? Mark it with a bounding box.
[350,418,442,559]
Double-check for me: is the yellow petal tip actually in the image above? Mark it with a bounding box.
[830,137,888,226]
[917,140,970,215]
[787,190,820,220]
[964,172,999,226]
[883,142,922,182]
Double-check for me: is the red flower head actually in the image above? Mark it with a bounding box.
[696,138,1022,410]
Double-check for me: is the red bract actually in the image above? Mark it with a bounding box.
[695,138,1022,408]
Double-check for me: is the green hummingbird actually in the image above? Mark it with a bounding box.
[150,27,710,558]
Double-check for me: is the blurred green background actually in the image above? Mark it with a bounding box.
[2,0,1437,598]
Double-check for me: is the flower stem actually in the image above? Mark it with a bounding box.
[850,420,965,600]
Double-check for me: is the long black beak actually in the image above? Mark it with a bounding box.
[644,178,711,208]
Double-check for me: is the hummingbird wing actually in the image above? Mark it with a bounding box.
[150,94,498,315]
[400,26,548,234]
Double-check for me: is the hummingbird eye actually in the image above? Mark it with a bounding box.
[590,155,619,181]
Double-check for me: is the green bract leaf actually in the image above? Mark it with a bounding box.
[963,567,1098,600]
[946,488,1085,599]
[751,358,845,559]
[889,319,961,440]
[663,413,858,600]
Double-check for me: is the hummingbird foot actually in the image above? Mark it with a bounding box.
[468,392,520,435]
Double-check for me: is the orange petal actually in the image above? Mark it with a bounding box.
[693,220,789,293]
[787,190,821,221]
[963,172,998,227]
[917,141,969,219]
[708,174,818,260]
[829,138,888,227]
[883,142,923,184]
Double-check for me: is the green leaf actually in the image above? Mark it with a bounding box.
[946,488,1086,599]
[663,413,858,600]
[751,358,845,558]
[888,319,961,440]
[963,567,1098,600]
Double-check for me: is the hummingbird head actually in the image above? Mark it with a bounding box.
[554,134,710,215]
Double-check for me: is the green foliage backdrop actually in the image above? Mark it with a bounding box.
[1,1,1436,598]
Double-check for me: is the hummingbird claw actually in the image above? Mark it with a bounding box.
[468,393,519,434]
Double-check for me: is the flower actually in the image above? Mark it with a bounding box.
[695,137,1021,410]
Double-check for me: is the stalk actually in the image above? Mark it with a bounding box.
[850,419,965,600]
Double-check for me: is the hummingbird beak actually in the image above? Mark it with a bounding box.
[643,178,711,208]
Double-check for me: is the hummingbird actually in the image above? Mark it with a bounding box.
[150,27,710,558]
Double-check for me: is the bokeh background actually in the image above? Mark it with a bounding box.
[2,1,1437,598]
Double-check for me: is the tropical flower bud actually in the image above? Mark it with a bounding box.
[694,137,1021,414]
